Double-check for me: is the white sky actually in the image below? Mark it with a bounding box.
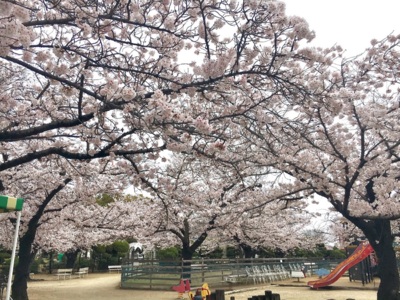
[284,0,400,56]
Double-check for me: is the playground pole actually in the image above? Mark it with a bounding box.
[6,210,22,300]
[0,195,24,300]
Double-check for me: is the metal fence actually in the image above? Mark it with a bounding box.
[120,257,342,290]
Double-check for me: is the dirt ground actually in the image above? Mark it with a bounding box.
[26,273,379,300]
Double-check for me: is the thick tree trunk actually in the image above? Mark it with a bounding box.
[11,179,71,300]
[376,241,399,300]
[233,234,255,258]
[370,220,400,300]
[355,218,400,300]
[173,218,213,281]
[177,218,211,280]
[12,226,36,300]
[65,249,80,269]
[181,244,193,280]
[240,243,255,258]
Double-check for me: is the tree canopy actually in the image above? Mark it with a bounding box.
[1,1,400,300]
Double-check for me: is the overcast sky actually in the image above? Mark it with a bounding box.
[283,0,400,56]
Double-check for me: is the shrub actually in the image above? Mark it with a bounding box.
[30,258,43,273]
[156,246,180,260]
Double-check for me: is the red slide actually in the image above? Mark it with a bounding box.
[307,242,374,289]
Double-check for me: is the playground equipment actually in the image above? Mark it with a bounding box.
[171,280,211,300]
[189,283,211,300]
[171,279,191,299]
[307,242,374,289]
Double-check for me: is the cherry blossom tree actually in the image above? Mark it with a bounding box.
[0,154,141,300]
[37,197,143,268]
[0,0,352,299]
[328,215,365,249]
[226,202,320,258]
[0,0,322,178]
[34,197,142,254]
[129,154,258,264]
[234,35,400,299]
[131,154,313,275]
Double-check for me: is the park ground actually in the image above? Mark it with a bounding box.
[26,272,379,300]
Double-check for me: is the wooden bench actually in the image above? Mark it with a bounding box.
[54,268,73,280]
[75,267,89,278]
[291,271,305,282]
[108,265,122,273]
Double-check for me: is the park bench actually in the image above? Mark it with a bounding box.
[291,270,305,282]
[108,265,122,273]
[191,264,208,270]
[54,268,73,280]
[75,267,89,278]
[223,269,248,284]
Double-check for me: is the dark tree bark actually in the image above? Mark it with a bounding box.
[320,176,400,300]
[239,243,255,259]
[12,179,71,300]
[345,215,400,300]
[375,239,399,300]
[65,249,80,269]
[12,225,36,300]
[172,218,211,280]
[361,219,399,300]
[233,234,255,258]
[181,244,194,280]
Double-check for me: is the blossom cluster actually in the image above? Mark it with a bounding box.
[0,2,35,56]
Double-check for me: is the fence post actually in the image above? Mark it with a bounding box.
[206,292,217,300]
[265,290,272,300]
[215,289,225,300]
[149,263,152,289]
[202,257,205,282]
[271,294,280,300]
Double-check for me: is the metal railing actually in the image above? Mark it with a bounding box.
[120,257,337,290]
